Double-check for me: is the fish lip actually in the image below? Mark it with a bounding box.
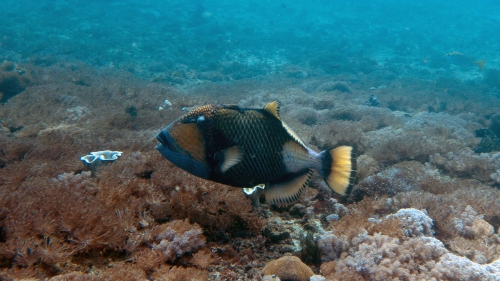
[155,129,210,179]
[156,130,174,151]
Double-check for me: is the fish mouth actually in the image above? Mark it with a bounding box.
[155,128,210,179]
[156,130,174,151]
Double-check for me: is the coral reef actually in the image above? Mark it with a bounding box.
[2,0,500,279]
[0,61,32,103]
[474,114,500,153]
[430,150,499,182]
[317,82,352,93]
[362,94,381,107]
[151,219,206,262]
[1,59,500,280]
[386,208,434,237]
[262,256,314,281]
[319,208,500,280]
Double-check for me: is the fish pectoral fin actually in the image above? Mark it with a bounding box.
[220,146,244,173]
[263,170,312,205]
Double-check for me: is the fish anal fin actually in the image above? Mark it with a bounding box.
[263,170,312,205]
[220,146,244,173]
[263,101,281,120]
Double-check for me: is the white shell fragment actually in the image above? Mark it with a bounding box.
[158,99,172,110]
[80,150,122,164]
[243,183,266,195]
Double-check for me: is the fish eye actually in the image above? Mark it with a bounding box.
[197,116,205,124]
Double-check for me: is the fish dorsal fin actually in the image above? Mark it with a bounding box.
[220,146,244,173]
[282,121,307,148]
[263,101,281,120]
[263,101,307,148]
[222,104,245,113]
[263,170,312,205]
[263,101,308,148]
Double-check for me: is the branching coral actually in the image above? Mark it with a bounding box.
[334,234,446,280]
[316,82,352,93]
[149,162,265,241]
[310,120,367,154]
[431,254,500,280]
[319,213,403,263]
[191,248,214,270]
[320,208,500,280]
[352,161,428,200]
[451,205,491,239]
[151,219,206,262]
[430,150,499,183]
[447,205,500,264]
[390,187,500,266]
[318,232,348,262]
[366,111,478,165]
[385,208,434,237]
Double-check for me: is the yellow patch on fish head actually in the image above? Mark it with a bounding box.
[165,106,215,164]
[168,122,205,163]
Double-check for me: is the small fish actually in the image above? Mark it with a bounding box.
[156,101,357,205]
[446,52,486,70]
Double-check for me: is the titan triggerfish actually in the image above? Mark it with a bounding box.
[156,101,357,205]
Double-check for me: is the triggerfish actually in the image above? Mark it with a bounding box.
[446,52,486,71]
[156,101,357,205]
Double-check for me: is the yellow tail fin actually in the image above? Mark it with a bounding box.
[475,60,486,71]
[321,146,357,196]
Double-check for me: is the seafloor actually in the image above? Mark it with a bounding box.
[3,1,500,279]
[1,57,500,280]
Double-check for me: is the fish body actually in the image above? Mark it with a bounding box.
[446,52,485,70]
[156,101,356,205]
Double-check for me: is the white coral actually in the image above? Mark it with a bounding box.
[335,233,500,280]
[430,150,498,183]
[452,205,494,239]
[318,231,348,262]
[152,220,205,262]
[432,253,500,280]
[386,208,434,237]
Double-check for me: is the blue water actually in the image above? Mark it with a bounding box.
[1,0,499,81]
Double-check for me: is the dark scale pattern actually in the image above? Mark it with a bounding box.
[212,109,291,187]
